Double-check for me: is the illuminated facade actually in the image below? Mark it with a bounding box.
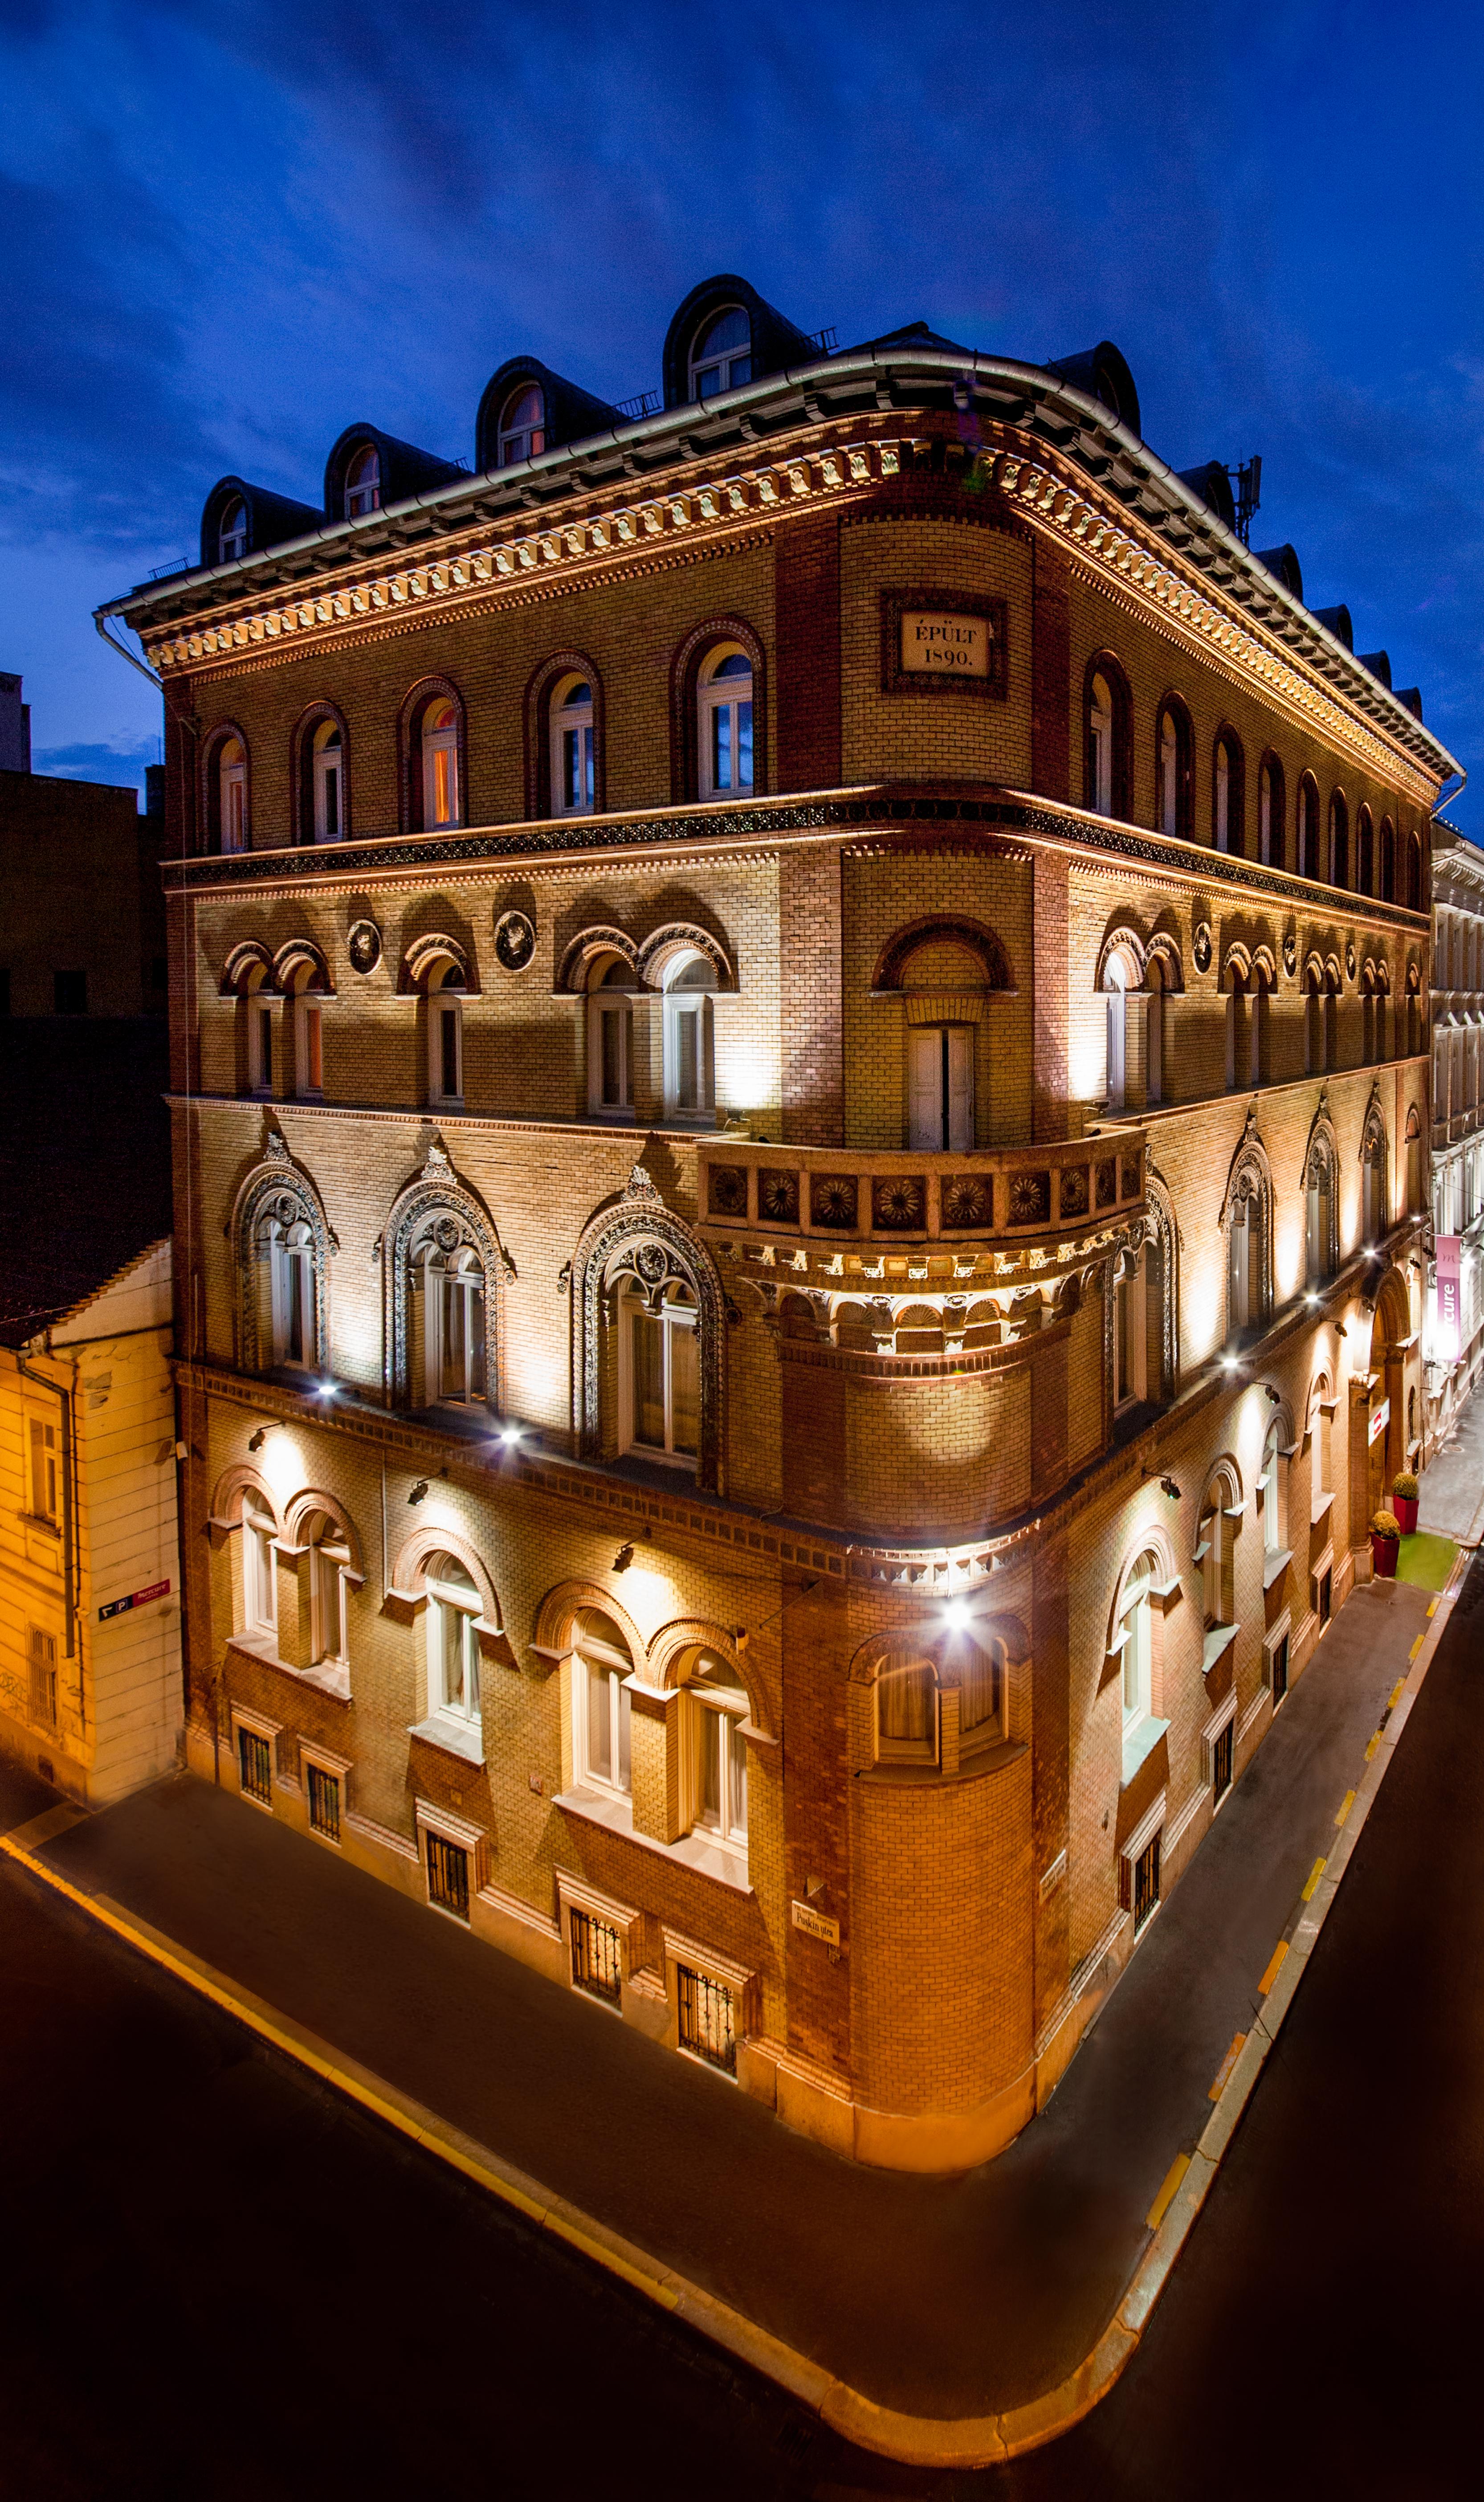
[1424,824,1484,1428]
[100,275,1453,2170]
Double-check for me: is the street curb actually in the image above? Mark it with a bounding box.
[0,1563,1466,2472]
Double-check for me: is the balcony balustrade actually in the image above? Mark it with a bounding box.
[698,1132,1146,1253]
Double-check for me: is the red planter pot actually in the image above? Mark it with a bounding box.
[1370,1533,1400,1580]
[1394,1495,1419,1534]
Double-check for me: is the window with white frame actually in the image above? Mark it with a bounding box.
[497,384,545,466]
[1117,1553,1157,1736]
[426,1553,481,1732]
[281,963,324,1100]
[550,677,595,816]
[683,1653,748,1853]
[29,1417,57,1523]
[572,1608,633,1797]
[243,1493,277,1635]
[1115,1248,1147,1411]
[620,1278,698,1466]
[1259,758,1274,864]
[312,721,343,842]
[1228,1188,1254,1330]
[421,699,461,829]
[1158,708,1179,838]
[1089,672,1114,817]
[1197,1492,1235,1630]
[220,737,247,852]
[410,1232,486,1408]
[1215,738,1232,851]
[28,1625,57,1726]
[245,973,274,1096]
[261,1214,315,1369]
[699,648,753,798]
[218,498,249,564]
[1261,1420,1286,1558]
[908,1024,974,1151]
[689,305,752,400]
[344,442,380,518]
[427,965,464,1106]
[306,1512,351,1668]
[661,953,716,1118]
[586,958,632,1116]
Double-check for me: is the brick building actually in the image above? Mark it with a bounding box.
[98,276,1455,2169]
[1424,823,1484,1425]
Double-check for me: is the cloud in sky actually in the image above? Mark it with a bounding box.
[0,0,1480,816]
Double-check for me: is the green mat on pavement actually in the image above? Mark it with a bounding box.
[1396,1532,1456,1592]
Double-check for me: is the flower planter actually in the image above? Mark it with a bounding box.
[1370,1532,1400,1580]
[1394,1495,1419,1534]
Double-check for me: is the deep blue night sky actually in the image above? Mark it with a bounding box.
[1,0,1480,825]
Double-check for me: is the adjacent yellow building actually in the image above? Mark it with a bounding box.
[0,1239,183,1801]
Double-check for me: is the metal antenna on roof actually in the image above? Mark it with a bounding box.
[1228,454,1262,546]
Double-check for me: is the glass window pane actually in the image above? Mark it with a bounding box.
[701,1709,721,1823]
[582,725,595,810]
[676,1007,698,1107]
[442,1604,465,1711]
[880,1665,935,1744]
[616,1676,631,1792]
[588,1661,612,1779]
[669,1318,699,1456]
[563,728,579,811]
[631,1309,665,1448]
[712,704,730,791]
[728,1724,747,1836]
[736,700,753,789]
[600,1004,622,1104]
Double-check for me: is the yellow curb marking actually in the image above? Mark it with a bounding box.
[1301,1858,1327,1902]
[1257,1942,1288,1995]
[1209,2034,1245,2100]
[1334,1790,1356,1829]
[1409,1635,1424,1661]
[1365,1734,1379,1761]
[1389,1679,1406,1709]
[1146,2154,1190,2232]
[1427,1599,1438,1618]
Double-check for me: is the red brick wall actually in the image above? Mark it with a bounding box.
[774,513,841,792]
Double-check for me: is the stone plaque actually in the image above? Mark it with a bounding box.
[900,610,993,678]
[791,1898,840,1948]
[881,589,1007,698]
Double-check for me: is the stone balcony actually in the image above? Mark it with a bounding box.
[697,1131,1147,1257]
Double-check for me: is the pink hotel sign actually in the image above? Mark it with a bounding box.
[1435,1235,1462,1363]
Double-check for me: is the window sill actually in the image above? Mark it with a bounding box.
[1263,1546,1293,1591]
[408,1713,485,1767]
[554,1785,753,1895]
[858,1738,1027,1788]
[1202,1622,1239,1676]
[1121,1713,1170,1788]
[21,1513,61,1540]
[226,1632,351,1701]
[586,1106,637,1125]
[1311,1491,1335,1529]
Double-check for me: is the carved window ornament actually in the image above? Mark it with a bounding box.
[383,1140,506,1416]
[571,1169,724,1491]
[1220,1116,1274,1336]
[232,1130,337,1376]
[1302,1103,1341,1284]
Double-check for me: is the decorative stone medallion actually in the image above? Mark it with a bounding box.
[1345,939,1358,981]
[494,909,536,973]
[1282,931,1297,978]
[1192,921,1213,974]
[347,919,382,975]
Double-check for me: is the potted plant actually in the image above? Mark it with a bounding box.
[1392,1471,1420,1535]
[1370,1508,1402,1579]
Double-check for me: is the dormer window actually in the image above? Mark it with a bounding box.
[497,384,545,466]
[344,444,380,519]
[689,307,751,401]
[421,699,460,829]
[699,648,753,797]
[551,677,595,815]
[312,721,343,841]
[218,499,248,564]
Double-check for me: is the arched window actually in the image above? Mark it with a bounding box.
[1115,1551,1160,1741]
[1297,777,1320,880]
[425,1553,481,1733]
[661,951,717,1120]
[258,1212,316,1370]
[1223,1125,1272,1336]
[408,1226,486,1408]
[1146,954,1167,1106]
[1405,1105,1423,1214]
[279,955,326,1100]
[1213,731,1244,854]
[1305,1125,1338,1284]
[234,1141,332,1377]
[1102,941,1140,1112]
[219,736,248,853]
[1361,1104,1389,1242]
[550,675,595,816]
[1114,1243,1149,1410]
[1358,806,1374,897]
[586,952,634,1117]
[312,720,343,842]
[344,443,380,519]
[236,957,274,1096]
[218,498,248,565]
[497,384,545,466]
[306,1510,352,1670]
[1380,816,1397,901]
[242,1492,278,1636]
[1089,672,1114,817]
[1197,1471,1239,1633]
[1084,657,1130,821]
[620,1276,698,1467]
[1407,829,1423,911]
[689,305,752,400]
[699,646,754,797]
[1260,1419,1288,1562]
[1156,699,1193,839]
[1258,753,1285,869]
[1329,791,1349,890]
[572,1608,633,1798]
[421,699,461,829]
[416,951,466,1107]
[677,1647,748,1855]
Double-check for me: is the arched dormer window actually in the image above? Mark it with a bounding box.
[1258,753,1285,868]
[344,443,380,519]
[218,498,248,565]
[699,646,753,798]
[572,1173,722,1490]
[1358,806,1375,897]
[1380,817,1397,902]
[689,305,752,400]
[1213,730,1244,855]
[1329,791,1349,891]
[1084,656,1130,821]
[660,950,717,1120]
[551,675,595,816]
[383,1141,503,1416]
[497,383,545,466]
[312,720,343,842]
[1156,698,1192,839]
[232,1137,334,1378]
[1222,1119,1273,1338]
[1297,777,1321,881]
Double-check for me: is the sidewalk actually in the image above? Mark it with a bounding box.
[1,1573,1435,2446]
[1419,1370,1484,1543]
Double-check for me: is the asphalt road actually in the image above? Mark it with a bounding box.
[2,1552,1480,2500]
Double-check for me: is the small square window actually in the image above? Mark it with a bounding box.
[570,1905,623,2005]
[426,1829,470,1923]
[677,1963,736,2074]
[306,1763,341,1843]
[238,1725,273,1806]
[1212,1719,1233,1805]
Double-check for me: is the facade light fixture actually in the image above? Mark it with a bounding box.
[1160,1476,1180,1500]
[408,1480,429,1504]
[613,1542,635,1572]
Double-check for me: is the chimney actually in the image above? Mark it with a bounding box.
[0,672,31,774]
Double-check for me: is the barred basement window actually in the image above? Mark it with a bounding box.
[238,1725,273,1806]
[1271,1631,1289,1705]
[1212,1719,1233,1805]
[307,1764,341,1843]
[426,1828,470,1923]
[28,1627,57,1728]
[1132,1831,1161,1931]
[677,1963,736,2074]
[570,1905,623,2005]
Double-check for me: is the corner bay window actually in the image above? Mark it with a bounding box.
[874,1629,1004,1768]
[620,1279,698,1466]
[699,648,753,797]
[426,1554,481,1731]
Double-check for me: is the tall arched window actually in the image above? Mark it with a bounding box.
[237,958,274,1096]
[1358,806,1374,897]
[620,1276,698,1467]
[312,720,343,842]
[1361,1105,1389,1242]
[586,953,634,1117]
[1329,791,1349,890]
[1115,1552,1160,1743]
[1380,817,1397,901]
[234,1143,332,1377]
[1197,1471,1239,1634]
[1156,699,1192,839]
[218,498,248,564]
[497,384,545,465]
[414,949,466,1107]
[242,1492,278,1636]
[1089,672,1114,817]
[689,306,751,399]
[1407,830,1423,911]
[1297,777,1320,880]
[677,1646,749,1856]
[259,1213,316,1370]
[1305,1127,1338,1284]
[306,1510,352,1670]
[280,956,326,1100]
[572,1608,633,1798]
[1213,731,1243,854]
[219,737,248,853]
[1258,754,1285,868]
[409,1226,486,1408]
[344,443,380,518]
[425,1553,481,1733]
[1223,1127,1272,1336]
[550,675,595,815]
[699,647,753,797]
[1260,1419,1287,1562]
[1084,657,1129,821]
[661,951,717,1119]
[1102,941,1140,1112]
[421,699,461,829]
